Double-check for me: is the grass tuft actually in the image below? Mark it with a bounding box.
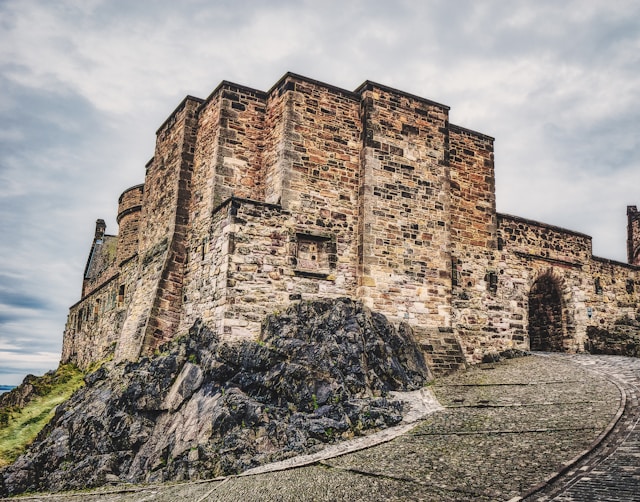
[0,364,85,467]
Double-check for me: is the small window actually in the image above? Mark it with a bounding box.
[118,284,125,306]
[451,258,459,287]
[595,277,603,295]
[76,308,83,331]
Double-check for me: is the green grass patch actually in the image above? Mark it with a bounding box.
[0,364,85,467]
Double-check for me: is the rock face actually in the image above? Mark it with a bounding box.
[0,375,40,413]
[0,298,431,496]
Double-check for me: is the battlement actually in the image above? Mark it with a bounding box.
[61,72,640,369]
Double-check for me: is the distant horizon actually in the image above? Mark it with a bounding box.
[1,368,53,388]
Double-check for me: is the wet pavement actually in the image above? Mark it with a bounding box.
[6,353,640,501]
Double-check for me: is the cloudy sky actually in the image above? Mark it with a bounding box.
[1,0,639,384]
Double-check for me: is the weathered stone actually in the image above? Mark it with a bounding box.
[585,316,640,357]
[0,299,430,496]
[60,72,639,373]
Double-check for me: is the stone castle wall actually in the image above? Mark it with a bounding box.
[62,72,640,370]
[357,83,451,327]
[114,97,201,361]
[447,124,500,361]
[62,257,138,367]
[115,184,143,266]
[628,206,640,265]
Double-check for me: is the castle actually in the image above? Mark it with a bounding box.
[61,73,640,374]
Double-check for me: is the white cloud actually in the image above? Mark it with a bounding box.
[0,0,639,382]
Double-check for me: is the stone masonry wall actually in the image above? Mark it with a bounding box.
[497,253,583,352]
[496,215,593,353]
[189,88,221,245]
[224,199,353,341]
[275,76,361,295]
[211,84,267,204]
[114,96,202,361]
[447,125,505,361]
[180,75,364,342]
[141,97,200,355]
[588,258,638,334]
[116,184,143,266]
[496,214,639,354]
[498,213,592,264]
[62,258,138,369]
[449,125,496,251]
[181,83,269,340]
[81,218,118,299]
[627,205,640,265]
[62,72,640,371]
[178,200,231,336]
[262,82,288,205]
[357,83,451,328]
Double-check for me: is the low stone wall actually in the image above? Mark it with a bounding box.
[586,316,640,357]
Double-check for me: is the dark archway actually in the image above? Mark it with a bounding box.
[528,272,566,351]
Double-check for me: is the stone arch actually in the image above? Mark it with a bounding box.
[528,268,572,352]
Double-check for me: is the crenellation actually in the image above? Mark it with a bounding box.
[61,72,640,371]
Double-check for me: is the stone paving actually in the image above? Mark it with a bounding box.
[6,353,640,501]
[526,354,640,502]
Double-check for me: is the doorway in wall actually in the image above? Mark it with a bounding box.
[528,271,566,351]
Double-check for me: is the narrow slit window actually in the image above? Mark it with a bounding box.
[595,277,603,295]
[118,284,126,306]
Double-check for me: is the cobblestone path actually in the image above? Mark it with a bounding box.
[6,354,637,501]
[526,354,640,502]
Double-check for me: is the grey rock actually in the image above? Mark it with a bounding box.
[0,298,431,496]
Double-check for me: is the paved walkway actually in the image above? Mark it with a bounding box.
[525,354,640,502]
[6,354,640,501]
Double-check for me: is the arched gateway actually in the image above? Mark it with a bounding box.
[528,270,568,351]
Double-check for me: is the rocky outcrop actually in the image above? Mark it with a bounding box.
[0,375,40,414]
[0,298,431,496]
[0,365,83,428]
[586,315,640,357]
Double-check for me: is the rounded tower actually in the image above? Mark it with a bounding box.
[116,184,144,265]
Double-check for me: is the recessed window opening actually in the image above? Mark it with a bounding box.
[118,284,125,306]
[294,233,336,279]
[595,277,603,295]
